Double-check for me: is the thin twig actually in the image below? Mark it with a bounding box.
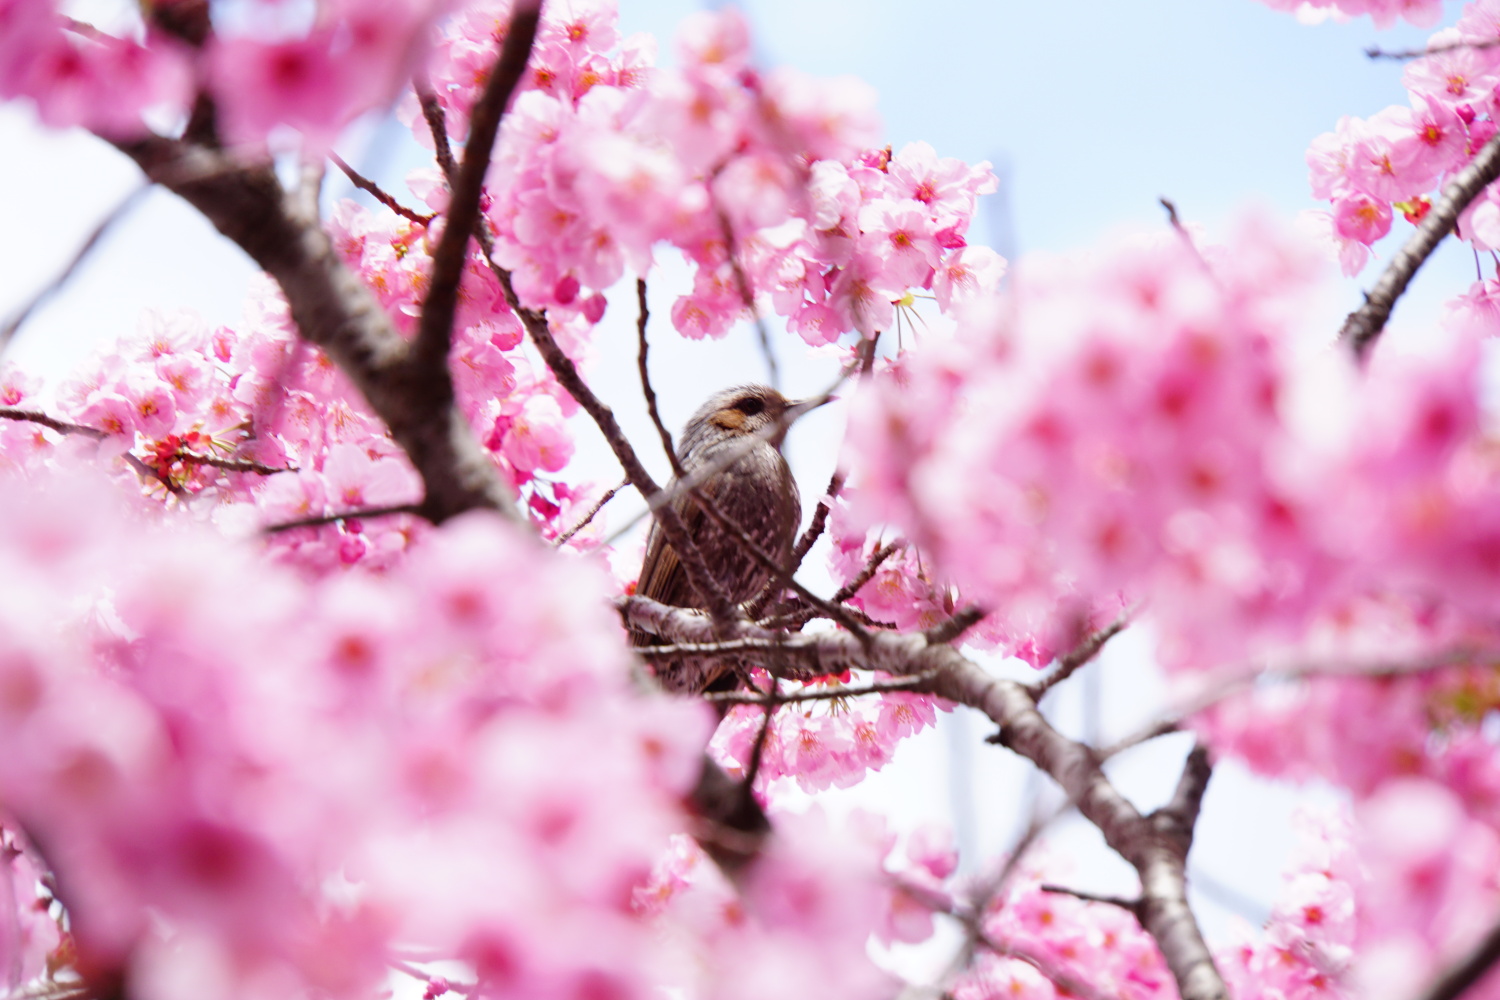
[1030,612,1132,699]
[0,409,107,439]
[176,451,295,475]
[740,679,780,791]
[1160,197,1184,232]
[714,207,779,389]
[833,539,903,604]
[412,1,540,369]
[924,604,987,645]
[123,453,185,496]
[1099,643,1500,760]
[1406,914,1500,1000]
[790,472,844,569]
[635,636,816,658]
[417,61,733,618]
[491,268,736,619]
[1342,130,1500,360]
[635,277,684,478]
[263,503,421,534]
[329,152,433,226]
[415,85,460,180]
[1040,883,1140,913]
[1,185,149,353]
[552,478,628,546]
[1366,37,1500,60]
[703,670,940,705]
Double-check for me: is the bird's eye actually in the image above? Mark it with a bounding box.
[735,396,765,416]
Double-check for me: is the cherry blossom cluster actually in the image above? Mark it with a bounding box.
[0,265,597,570]
[1222,792,1500,1000]
[0,0,449,148]
[1295,0,1500,278]
[1253,0,1442,28]
[844,210,1500,679]
[0,473,904,1000]
[709,676,941,795]
[843,217,1334,669]
[634,815,894,1000]
[415,1,1003,343]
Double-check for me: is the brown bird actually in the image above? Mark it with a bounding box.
[633,384,803,694]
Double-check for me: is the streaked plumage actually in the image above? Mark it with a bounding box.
[633,385,802,694]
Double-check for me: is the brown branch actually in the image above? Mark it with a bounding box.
[618,592,1230,1000]
[924,604,987,645]
[106,134,517,524]
[1039,883,1140,913]
[123,453,184,496]
[1,185,149,352]
[414,73,734,618]
[1408,915,1500,1000]
[833,539,903,604]
[552,478,628,546]
[635,277,684,478]
[263,503,421,534]
[714,206,779,389]
[177,451,295,476]
[330,152,433,226]
[1100,644,1500,761]
[790,471,843,570]
[488,264,735,619]
[1342,130,1500,360]
[1366,37,1500,60]
[412,0,540,370]
[0,409,107,439]
[703,671,940,705]
[416,86,461,181]
[1030,612,1131,699]
[1160,196,1184,232]
[634,636,814,658]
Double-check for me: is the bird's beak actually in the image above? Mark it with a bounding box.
[785,394,837,421]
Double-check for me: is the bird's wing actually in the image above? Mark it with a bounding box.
[632,482,715,629]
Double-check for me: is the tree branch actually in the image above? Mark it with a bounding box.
[1030,611,1131,699]
[1409,915,1500,1000]
[790,472,843,570]
[1342,130,1500,360]
[412,0,540,370]
[619,593,1230,1000]
[330,152,433,226]
[552,478,628,547]
[702,671,939,705]
[1366,37,1500,60]
[263,503,422,534]
[489,263,736,618]
[1039,883,1140,913]
[635,277,684,479]
[0,409,107,439]
[106,135,518,524]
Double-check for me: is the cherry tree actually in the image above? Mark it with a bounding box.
[0,2,1498,1000]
